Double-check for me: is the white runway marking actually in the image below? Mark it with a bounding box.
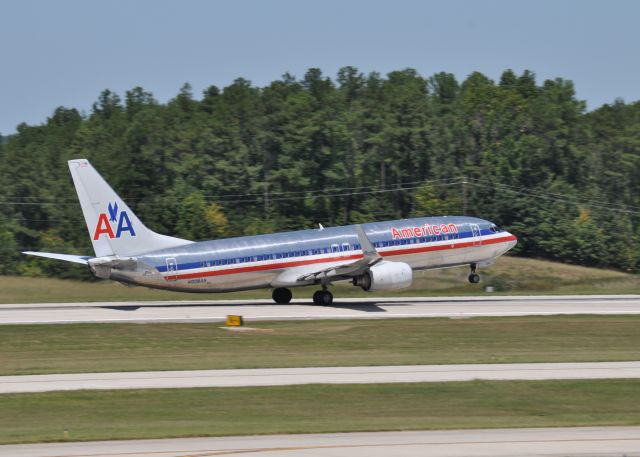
[2,427,640,457]
[2,295,640,325]
[1,361,639,394]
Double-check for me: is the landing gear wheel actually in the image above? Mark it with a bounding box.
[468,263,480,284]
[272,288,292,304]
[312,290,333,306]
[468,273,480,284]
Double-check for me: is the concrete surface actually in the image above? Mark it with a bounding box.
[2,361,640,393]
[2,295,640,324]
[2,427,640,456]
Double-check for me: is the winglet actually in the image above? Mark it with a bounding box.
[355,225,380,260]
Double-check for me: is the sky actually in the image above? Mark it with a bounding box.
[1,0,639,135]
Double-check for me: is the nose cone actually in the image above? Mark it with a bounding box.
[505,232,518,251]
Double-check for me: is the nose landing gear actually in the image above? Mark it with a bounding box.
[468,263,480,284]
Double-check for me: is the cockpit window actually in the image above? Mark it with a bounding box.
[489,225,502,233]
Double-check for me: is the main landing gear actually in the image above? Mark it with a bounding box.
[468,263,480,284]
[312,287,333,306]
[272,287,292,304]
[271,287,334,305]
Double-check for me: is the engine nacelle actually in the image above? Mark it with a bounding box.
[353,261,413,291]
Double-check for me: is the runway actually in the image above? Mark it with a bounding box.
[2,361,640,393]
[2,295,640,324]
[2,427,640,457]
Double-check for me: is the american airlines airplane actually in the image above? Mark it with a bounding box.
[24,160,517,305]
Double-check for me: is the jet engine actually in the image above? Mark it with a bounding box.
[353,260,413,291]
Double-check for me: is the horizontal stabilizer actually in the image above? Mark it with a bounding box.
[22,251,91,265]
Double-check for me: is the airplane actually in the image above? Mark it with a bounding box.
[23,159,517,305]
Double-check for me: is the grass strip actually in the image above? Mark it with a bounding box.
[2,316,640,375]
[1,380,640,444]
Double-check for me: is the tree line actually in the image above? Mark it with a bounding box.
[1,67,639,278]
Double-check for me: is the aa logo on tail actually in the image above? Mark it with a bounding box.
[93,202,136,240]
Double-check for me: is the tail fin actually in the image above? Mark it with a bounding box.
[68,159,192,257]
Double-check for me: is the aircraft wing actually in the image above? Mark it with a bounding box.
[296,225,382,283]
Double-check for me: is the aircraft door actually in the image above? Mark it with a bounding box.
[471,224,482,246]
[166,258,178,281]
